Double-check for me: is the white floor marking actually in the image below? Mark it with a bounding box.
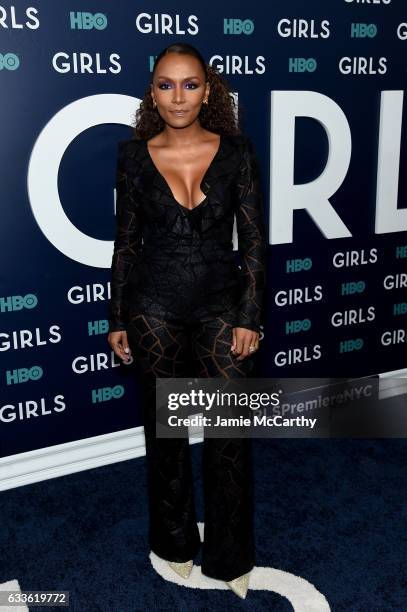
[150,522,331,610]
[0,579,29,612]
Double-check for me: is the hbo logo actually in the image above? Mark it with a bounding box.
[92,385,124,403]
[286,258,312,273]
[223,18,254,35]
[351,23,377,38]
[339,339,364,353]
[0,294,38,312]
[0,53,19,70]
[286,319,312,335]
[70,12,108,30]
[393,303,407,315]
[6,366,43,385]
[289,58,317,73]
[341,281,366,295]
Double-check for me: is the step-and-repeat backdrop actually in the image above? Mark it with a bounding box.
[1,0,406,457]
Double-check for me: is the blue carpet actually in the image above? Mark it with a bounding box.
[1,438,406,611]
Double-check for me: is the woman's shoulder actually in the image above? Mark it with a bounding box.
[226,132,256,155]
[117,137,144,156]
[116,138,147,172]
[114,138,148,185]
[224,133,259,170]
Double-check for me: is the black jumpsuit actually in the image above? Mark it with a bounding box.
[108,132,267,582]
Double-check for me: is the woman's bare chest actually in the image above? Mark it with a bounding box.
[146,136,221,211]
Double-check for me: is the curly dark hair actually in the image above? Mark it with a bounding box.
[131,42,242,140]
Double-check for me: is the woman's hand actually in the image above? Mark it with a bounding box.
[230,327,259,361]
[108,330,132,363]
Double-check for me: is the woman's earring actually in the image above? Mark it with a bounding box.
[152,99,156,108]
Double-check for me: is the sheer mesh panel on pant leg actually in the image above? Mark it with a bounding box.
[190,315,256,581]
[127,313,201,562]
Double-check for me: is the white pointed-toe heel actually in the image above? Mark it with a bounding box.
[167,559,193,579]
[225,571,251,599]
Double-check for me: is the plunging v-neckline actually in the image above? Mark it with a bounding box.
[145,133,223,212]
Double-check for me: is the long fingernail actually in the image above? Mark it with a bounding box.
[124,347,129,353]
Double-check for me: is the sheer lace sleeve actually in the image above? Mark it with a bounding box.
[108,140,143,333]
[234,135,268,333]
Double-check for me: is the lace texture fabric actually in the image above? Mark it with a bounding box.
[126,312,256,580]
[108,133,267,334]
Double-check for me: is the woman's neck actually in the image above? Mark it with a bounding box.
[159,123,209,147]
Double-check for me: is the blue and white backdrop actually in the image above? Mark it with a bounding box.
[1,0,406,461]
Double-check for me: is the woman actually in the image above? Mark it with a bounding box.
[107,42,267,599]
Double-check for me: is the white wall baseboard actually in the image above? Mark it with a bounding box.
[378,367,407,378]
[0,426,203,492]
[0,427,146,491]
[1,368,405,492]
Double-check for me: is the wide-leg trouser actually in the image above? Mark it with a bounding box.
[126,311,256,582]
